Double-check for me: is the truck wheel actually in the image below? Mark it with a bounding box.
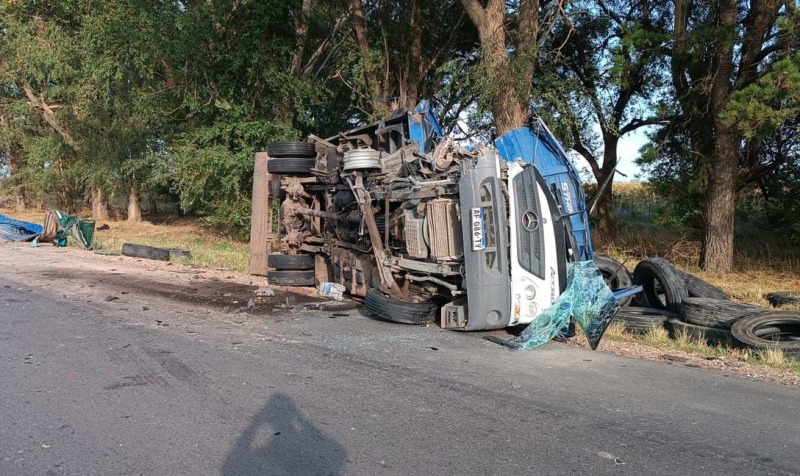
[765,291,800,308]
[677,270,729,300]
[667,318,731,345]
[121,243,171,261]
[364,289,437,325]
[267,270,315,286]
[267,141,315,158]
[680,297,763,329]
[267,157,316,175]
[268,253,314,270]
[731,311,800,357]
[632,258,688,314]
[594,255,633,307]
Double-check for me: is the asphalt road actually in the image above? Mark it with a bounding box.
[1,266,800,475]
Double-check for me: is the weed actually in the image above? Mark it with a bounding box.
[749,347,800,371]
[642,325,671,346]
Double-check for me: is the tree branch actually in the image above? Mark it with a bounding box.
[21,83,77,149]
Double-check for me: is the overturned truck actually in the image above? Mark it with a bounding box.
[264,102,617,336]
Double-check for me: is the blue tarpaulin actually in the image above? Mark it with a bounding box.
[0,213,42,242]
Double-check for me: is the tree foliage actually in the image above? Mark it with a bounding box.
[0,0,797,254]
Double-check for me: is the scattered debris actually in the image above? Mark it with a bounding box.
[318,282,345,301]
[255,286,275,297]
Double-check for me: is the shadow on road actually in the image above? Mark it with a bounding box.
[221,393,347,476]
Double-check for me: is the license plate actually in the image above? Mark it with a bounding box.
[470,207,485,251]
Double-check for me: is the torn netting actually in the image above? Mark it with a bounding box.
[490,260,620,350]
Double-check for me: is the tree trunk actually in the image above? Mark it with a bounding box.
[127,185,142,223]
[460,0,532,134]
[15,194,26,211]
[350,0,391,117]
[700,0,737,272]
[276,0,315,125]
[700,125,738,272]
[594,137,618,241]
[398,0,422,109]
[92,187,109,221]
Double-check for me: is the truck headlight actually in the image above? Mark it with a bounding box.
[524,285,536,300]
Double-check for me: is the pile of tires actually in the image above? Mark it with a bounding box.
[266,141,316,175]
[601,255,800,354]
[267,253,315,286]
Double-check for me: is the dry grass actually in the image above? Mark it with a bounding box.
[1,207,251,273]
[604,324,800,371]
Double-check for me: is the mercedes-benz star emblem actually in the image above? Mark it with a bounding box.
[521,211,539,232]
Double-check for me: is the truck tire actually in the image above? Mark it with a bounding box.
[267,141,315,158]
[632,258,688,314]
[595,255,634,307]
[267,157,316,175]
[267,270,315,286]
[765,291,800,308]
[364,288,437,325]
[268,253,314,270]
[731,312,800,357]
[168,248,192,259]
[121,243,171,261]
[677,270,729,300]
[616,307,675,334]
[667,318,731,345]
[680,297,763,329]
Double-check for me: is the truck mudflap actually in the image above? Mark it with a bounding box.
[455,149,512,330]
[494,121,594,261]
[485,261,621,350]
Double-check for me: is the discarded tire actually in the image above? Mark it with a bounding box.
[121,243,170,261]
[595,255,634,307]
[267,141,315,158]
[267,157,316,174]
[731,312,800,357]
[765,291,800,308]
[168,248,192,259]
[677,270,729,300]
[267,270,315,286]
[680,297,763,330]
[616,307,676,334]
[632,258,688,314]
[667,318,731,345]
[364,288,437,325]
[268,253,314,271]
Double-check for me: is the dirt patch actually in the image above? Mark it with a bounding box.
[0,242,329,316]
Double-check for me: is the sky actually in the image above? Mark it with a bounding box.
[570,127,651,183]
